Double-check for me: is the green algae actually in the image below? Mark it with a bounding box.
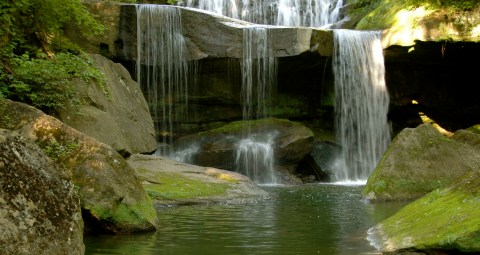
[142,172,230,202]
[373,171,480,252]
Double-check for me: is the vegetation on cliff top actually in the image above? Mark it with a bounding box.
[351,0,480,40]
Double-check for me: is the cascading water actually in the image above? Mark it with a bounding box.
[332,29,391,182]
[235,26,279,184]
[136,5,190,155]
[241,27,277,121]
[181,0,343,27]
[235,133,277,184]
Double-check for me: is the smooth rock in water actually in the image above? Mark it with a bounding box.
[127,154,269,206]
[363,123,480,201]
[368,170,480,254]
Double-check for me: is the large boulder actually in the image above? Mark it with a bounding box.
[0,99,157,234]
[368,170,480,254]
[363,123,480,201]
[0,129,84,255]
[127,154,269,206]
[173,118,314,177]
[59,54,157,156]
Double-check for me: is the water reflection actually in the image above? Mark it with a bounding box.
[85,184,406,255]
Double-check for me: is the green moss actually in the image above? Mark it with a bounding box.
[87,196,157,230]
[200,118,304,136]
[142,172,230,201]
[355,0,479,31]
[375,171,480,252]
[466,124,480,134]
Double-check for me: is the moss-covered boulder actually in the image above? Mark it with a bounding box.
[0,129,84,255]
[173,118,315,177]
[363,123,480,201]
[127,154,269,206]
[367,170,480,254]
[452,125,480,150]
[0,99,157,234]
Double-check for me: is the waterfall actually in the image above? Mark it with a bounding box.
[235,26,279,184]
[181,0,343,27]
[136,5,190,155]
[332,29,391,182]
[235,133,278,184]
[241,27,277,121]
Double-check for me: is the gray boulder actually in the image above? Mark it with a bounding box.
[0,129,84,255]
[363,123,480,201]
[59,54,157,156]
[127,154,269,206]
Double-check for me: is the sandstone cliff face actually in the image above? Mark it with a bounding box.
[0,129,84,255]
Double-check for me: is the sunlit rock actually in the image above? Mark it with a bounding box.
[363,123,480,201]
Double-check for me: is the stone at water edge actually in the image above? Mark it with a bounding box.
[367,170,480,254]
[363,123,480,201]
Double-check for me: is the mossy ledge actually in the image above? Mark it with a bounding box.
[368,170,480,253]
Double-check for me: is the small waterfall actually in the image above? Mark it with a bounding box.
[235,26,279,184]
[332,29,391,182]
[241,27,277,121]
[235,133,277,184]
[136,5,190,155]
[181,0,343,27]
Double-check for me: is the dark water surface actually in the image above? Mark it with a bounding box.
[85,184,405,255]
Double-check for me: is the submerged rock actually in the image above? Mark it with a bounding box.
[368,170,480,254]
[0,99,157,234]
[363,123,480,201]
[0,129,84,255]
[127,154,270,206]
[59,54,157,156]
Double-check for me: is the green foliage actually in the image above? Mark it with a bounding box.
[405,0,477,10]
[0,53,105,114]
[39,139,79,161]
[0,0,103,60]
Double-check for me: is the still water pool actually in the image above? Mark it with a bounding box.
[85,184,405,255]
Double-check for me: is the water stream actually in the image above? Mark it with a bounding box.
[332,30,391,182]
[235,26,279,184]
[136,4,190,156]
[181,0,344,27]
[85,184,406,255]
